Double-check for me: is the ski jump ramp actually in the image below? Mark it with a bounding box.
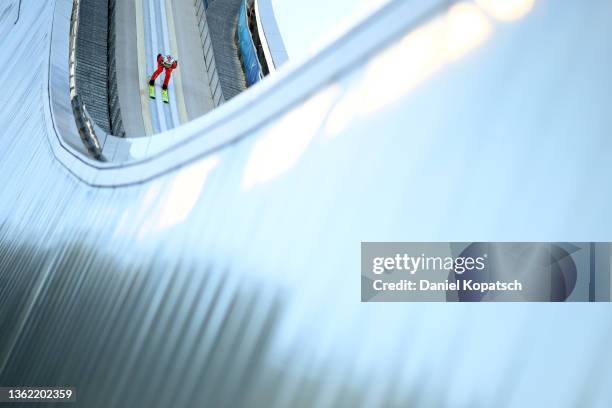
[1,0,612,406]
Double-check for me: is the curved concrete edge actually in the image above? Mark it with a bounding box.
[44,0,445,187]
[254,0,287,70]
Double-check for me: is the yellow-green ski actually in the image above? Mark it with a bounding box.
[162,88,169,104]
[149,84,155,99]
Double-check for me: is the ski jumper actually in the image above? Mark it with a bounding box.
[149,54,178,90]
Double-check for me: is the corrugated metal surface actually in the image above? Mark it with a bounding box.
[108,0,125,137]
[75,0,111,134]
[2,1,612,407]
[205,0,247,99]
[195,0,226,106]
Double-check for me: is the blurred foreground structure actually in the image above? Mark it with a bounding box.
[1,0,612,406]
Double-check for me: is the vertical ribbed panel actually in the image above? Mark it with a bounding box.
[194,0,226,106]
[107,0,125,137]
[205,0,247,100]
[74,0,111,133]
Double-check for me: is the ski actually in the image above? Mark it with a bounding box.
[162,89,169,104]
[149,84,155,99]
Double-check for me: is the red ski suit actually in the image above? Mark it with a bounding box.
[149,54,178,89]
